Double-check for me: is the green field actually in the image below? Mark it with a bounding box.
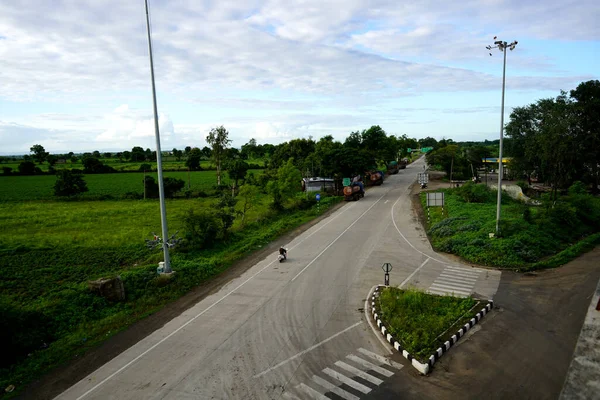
[0,169,264,202]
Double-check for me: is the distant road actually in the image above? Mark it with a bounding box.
[55,158,501,400]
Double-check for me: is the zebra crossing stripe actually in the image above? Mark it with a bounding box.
[444,267,480,277]
[430,283,472,294]
[357,348,404,370]
[297,383,329,400]
[322,367,371,394]
[335,361,384,385]
[345,354,394,377]
[311,375,360,400]
[438,274,478,284]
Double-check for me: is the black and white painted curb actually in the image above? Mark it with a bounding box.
[370,285,494,375]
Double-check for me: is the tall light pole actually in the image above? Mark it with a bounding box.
[145,0,172,273]
[486,37,518,236]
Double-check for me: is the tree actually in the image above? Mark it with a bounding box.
[116,152,123,161]
[104,152,112,158]
[206,125,232,185]
[185,147,202,171]
[18,161,37,175]
[92,150,101,158]
[143,176,185,198]
[227,159,249,192]
[131,146,145,162]
[53,170,88,197]
[213,194,237,237]
[236,184,260,226]
[241,138,258,160]
[200,146,212,159]
[46,154,58,167]
[184,146,192,156]
[172,148,183,161]
[82,156,115,174]
[30,144,49,164]
[267,159,302,210]
[181,208,221,249]
[123,151,132,161]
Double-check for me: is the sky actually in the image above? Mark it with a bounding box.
[0,0,598,155]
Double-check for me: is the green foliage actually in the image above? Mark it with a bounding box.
[455,182,494,203]
[185,147,202,171]
[53,170,89,197]
[138,163,152,172]
[82,157,116,174]
[377,287,477,361]
[18,161,39,175]
[30,144,49,164]
[206,126,232,185]
[423,185,600,269]
[181,208,222,249]
[213,194,237,237]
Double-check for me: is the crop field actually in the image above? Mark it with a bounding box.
[0,169,264,201]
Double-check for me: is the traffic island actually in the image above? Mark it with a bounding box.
[369,285,493,375]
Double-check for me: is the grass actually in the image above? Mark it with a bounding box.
[0,169,264,202]
[421,183,600,269]
[376,287,479,362]
[0,190,341,399]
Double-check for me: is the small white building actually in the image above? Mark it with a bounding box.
[302,177,335,192]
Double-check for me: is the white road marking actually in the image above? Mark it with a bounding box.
[431,282,473,292]
[253,322,362,378]
[438,274,478,284]
[357,348,404,370]
[297,383,329,400]
[346,354,394,377]
[68,202,356,399]
[335,361,383,385]
[399,258,430,288]
[323,367,371,394]
[292,192,387,281]
[312,375,360,400]
[282,391,301,400]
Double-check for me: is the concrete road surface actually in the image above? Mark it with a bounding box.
[55,158,501,400]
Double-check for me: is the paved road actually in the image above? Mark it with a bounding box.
[55,158,501,400]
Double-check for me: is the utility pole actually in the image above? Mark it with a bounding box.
[145,0,171,273]
[486,37,518,236]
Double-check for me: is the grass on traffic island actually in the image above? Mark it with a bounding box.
[376,286,484,363]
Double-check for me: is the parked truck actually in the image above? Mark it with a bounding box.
[366,170,385,186]
[343,184,364,201]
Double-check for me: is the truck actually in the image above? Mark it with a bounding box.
[343,185,364,201]
[366,170,385,186]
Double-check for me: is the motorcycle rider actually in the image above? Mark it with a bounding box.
[279,247,287,260]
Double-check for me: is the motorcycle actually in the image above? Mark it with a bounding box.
[420,182,427,189]
[278,248,288,262]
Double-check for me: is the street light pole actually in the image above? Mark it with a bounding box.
[486,38,518,236]
[145,0,171,273]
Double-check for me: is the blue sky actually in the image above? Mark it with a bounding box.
[0,0,598,154]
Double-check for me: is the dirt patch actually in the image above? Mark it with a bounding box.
[18,201,347,400]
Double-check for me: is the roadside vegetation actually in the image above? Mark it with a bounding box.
[0,125,421,398]
[376,287,481,362]
[421,181,600,270]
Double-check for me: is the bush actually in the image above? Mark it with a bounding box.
[2,166,12,175]
[181,208,222,249]
[455,182,494,203]
[139,163,152,172]
[53,170,89,197]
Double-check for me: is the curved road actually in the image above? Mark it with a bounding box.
[55,158,501,400]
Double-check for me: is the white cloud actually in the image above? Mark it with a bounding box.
[0,0,598,154]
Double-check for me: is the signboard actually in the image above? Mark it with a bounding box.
[426,192,445,207]
[316,194,321,201]
[381,263,392,273]
[421,147,433,153]
[417,172,429,184]
[343,178,351,186]
[407,148,412,153]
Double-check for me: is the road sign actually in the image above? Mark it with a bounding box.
[316,194,321,201]
[381,263,392,273]
[426,192,445,207]
[343,178,351,186]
